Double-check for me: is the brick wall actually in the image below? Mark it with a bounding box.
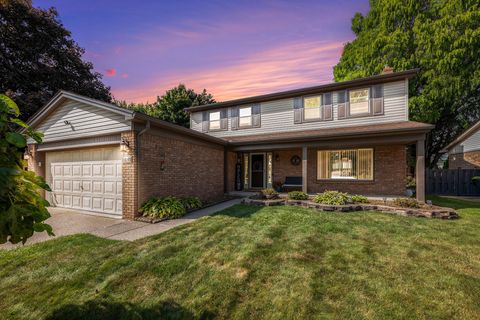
[449,151,480,169]
[137,130,224,211]
[307,145,406,196]
[272,149,303,185]
[226,151,237,192]
[121,131,138,219]
[26,144,46,197]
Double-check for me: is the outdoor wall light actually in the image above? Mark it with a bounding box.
[23,148,32,160]
[275,153,280,162]
[120,138,131,153]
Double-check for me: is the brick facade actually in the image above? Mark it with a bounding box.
[272,149,303,186]
[121,131,138,219]
[307,145,406,196]
[226,151,237,192]
[448,151,480,169]
[136,129,224,213]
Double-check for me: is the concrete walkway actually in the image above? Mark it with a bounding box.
[1,198,243,249]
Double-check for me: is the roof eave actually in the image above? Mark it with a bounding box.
[185,69,419,113]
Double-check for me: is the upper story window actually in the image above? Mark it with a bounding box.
[209,111,221,130]
[303,96,322,120]
[232,104,261,130]
[239,106,252,127]
[337,84,384,119]
[349,88,369,115]
[294,93,333,123]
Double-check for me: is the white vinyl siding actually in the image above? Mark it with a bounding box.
[28,100,131,143]
[454,130,480,153]
[191,80,408,138]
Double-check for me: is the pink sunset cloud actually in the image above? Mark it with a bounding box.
[105,68,117,77]
[112,40,344,103]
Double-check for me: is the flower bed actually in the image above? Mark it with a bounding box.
[243,197,459,219]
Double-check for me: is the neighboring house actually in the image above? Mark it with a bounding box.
[443,120,480,169]
[25,69,433,220]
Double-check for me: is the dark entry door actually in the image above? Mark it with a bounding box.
[251,154,265,188]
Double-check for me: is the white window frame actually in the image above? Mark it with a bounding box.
[317,148,374,181]
[208,111,221,131]
[348,88,370,116]
[239,106,253,128]
[303,95,322,121]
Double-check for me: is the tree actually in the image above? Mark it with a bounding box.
[0,94,53,244]
[117,84,215,127]
[333,0,480,167]
[0,0,111,120]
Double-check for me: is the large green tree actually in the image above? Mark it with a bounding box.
[0,0,111,120]
[117,84,215,127]
[334,0,480,167]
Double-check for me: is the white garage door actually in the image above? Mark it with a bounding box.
[46,147,123,216]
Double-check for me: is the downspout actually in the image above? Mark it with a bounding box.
[136,120,151,214]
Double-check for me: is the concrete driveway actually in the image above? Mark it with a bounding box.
[1,198,243,250]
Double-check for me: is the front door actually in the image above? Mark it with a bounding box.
[251,154,265,188]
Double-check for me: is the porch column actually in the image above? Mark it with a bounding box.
[416,139,425,203]
[302,146,307,193]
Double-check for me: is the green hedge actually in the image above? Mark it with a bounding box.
[139,196,203,219]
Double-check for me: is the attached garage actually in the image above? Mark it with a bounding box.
[25,90,227,219]
[46,147,123,216]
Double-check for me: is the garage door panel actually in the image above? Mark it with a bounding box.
[92,164,103,177]
[49,156,122,216]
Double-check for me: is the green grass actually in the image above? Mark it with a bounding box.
[1,197,480,319]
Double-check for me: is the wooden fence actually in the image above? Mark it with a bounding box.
[426,169,480,196]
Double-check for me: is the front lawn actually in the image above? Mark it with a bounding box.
[1,197,480,319]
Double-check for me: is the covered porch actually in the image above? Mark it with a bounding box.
[224,122,433,202]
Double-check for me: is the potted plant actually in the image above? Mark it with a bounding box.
[405,176,416,197]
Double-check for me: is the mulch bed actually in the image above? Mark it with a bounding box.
[243,198,459,219]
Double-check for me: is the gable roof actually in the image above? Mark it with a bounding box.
[185,69,419,113]
[443,120,480,152]
[24,90,227,146]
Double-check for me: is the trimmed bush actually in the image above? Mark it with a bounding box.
[180,197,202,210]
[351,195,369,203]
[288,191,308,200]
[261,188,278,198]
[139,196,186,219]
[393,197,420,208]
[314,191,349,205]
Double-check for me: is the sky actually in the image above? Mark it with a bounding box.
[33,0,369,103]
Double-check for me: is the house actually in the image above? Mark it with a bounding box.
[25,69,433,220]
[443,120,480,169]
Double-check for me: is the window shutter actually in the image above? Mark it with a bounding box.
[293,97,303,123]
[231,107,239,130]
[337,91,346,119]
[323,93,333,120]
[202,111,209,132]
[252,104,261,128]
[371,84,384,115]
[220,109,228,130]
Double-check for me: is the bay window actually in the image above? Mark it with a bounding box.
[317,148,373,180]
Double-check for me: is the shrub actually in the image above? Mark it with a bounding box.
[472,176,480,186]
[393,197,420,208]
[139,196,186,219]
[314,191,349,205]
[406,176,416,188]
[351,195,369,203]
[288,191,308,200]
[261,188,278,198]
[180,197,202,210]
